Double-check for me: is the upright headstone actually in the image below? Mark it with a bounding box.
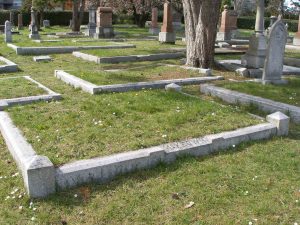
[217,5,238,41]
[95,7,114,38]
[29,7,40,40]
[241,0,267,68]
[159,2,175,44]
[149,8,159,35]
[172,9,182,31]
[69,19,73,28]
[262,18,288,85]
[86,7,96,37]
[4,21,12,43]
[43,20,50,28]
[18,13,23,30]
[9,11,14,27]
[265,16,277,35]
[293,14,300,46]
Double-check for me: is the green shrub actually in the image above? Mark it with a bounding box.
[237,16,299,32]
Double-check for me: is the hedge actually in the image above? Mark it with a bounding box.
[0,10,89,26]
[0,10,299,32]
[237,16,299,32]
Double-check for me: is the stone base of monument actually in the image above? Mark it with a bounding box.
[260,79,288,85]
[241,34,267,68]
[293,36,300,46]
[217,30,239,41]
[159,32,176,44]
[29,33,40,40]
[85,25,96,38]
[149,27,160,35]
[94,27,114,38]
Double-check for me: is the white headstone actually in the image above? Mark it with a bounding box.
[4,21,12,43]
[262,18,288,85]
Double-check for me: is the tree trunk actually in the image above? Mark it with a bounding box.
[40,10,44,27]
[182,0,222,68]
[79,0,85,26]
[72,0,80,32]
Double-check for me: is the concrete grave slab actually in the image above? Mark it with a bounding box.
[0,76,61,110]
[7,43,136,55]
[33,55,52,62]
[55,70,223,94]
[72,51,185,64]
[217,59,300,77]
[200,84,300,123]
[0,56,18,73]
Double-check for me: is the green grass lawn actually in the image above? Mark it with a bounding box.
[219,77,300,106]
[8,90,259,165]
[285,50,300,58]
[81,41,186,57]
[71,62,201,85]
[0,26,299,224]
[0,77,46,99]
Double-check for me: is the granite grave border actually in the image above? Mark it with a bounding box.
[7,43,136,55]
[0,102,289,197]
[55,70,223,94]
[0,76,62,110]
[200,84,300,123]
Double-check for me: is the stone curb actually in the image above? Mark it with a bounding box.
[7,43,136,55]
[0,76,62,110]
[0,106,289,197]
[55,70,223,94]
[200,84,300,123]
[0,112,55,198]
[72,51,185,64]
[0,56,18,73]
[56,114,287,190]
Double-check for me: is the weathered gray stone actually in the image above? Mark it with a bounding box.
[55,70,223,94]
[7,43,136,55]
[262,19,288,85]
[29,7,40,40]
[165,83,182,92]
[200,84,300,123]
[241,0,267,68]
[33,56,52,62]
[266,112,289,136]
[72,51,185,64]
[0,76,61,110]
[218,42,230,48]
[55,115,281,191]
[86,7,96,37]
[43,20,50,28]
[0,112,55,198]
[4,21,12,43]
[0,56,18,73]
[159,32,176,44]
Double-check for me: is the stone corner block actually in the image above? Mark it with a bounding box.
[165,83,182,92]
[25,155,56,198]
[266,112,290,136]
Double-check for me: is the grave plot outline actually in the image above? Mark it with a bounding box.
[0,94,289,198]
[0,56,18,73]
[0,76,62,110]
[55,70,224,94]
[6,43,136,55]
